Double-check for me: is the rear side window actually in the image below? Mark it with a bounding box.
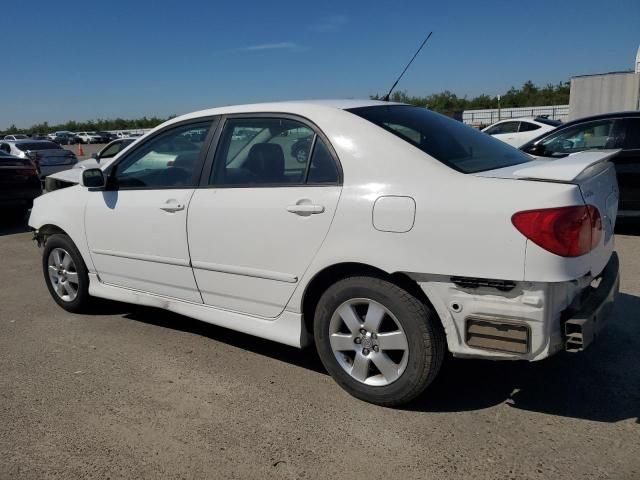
[348,105,531,174]
[211,117,340,186]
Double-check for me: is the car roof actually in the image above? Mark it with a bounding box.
[560,110,640,127]
[172,99,401,123]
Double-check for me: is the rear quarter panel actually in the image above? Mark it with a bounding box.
[287,110,587,312]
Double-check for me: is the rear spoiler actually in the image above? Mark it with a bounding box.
[513,150,621,182]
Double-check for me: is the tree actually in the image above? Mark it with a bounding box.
[370,81,570,115]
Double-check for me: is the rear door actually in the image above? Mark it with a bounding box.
[187,115,342,318]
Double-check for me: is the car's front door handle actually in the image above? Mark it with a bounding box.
[286,204,325,215]
[160,202,185,213]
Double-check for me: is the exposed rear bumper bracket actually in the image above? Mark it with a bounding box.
[563,252,620,352]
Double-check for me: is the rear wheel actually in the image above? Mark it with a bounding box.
[313,276,445,406]
[42,234,92,312]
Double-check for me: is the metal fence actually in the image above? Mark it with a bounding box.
[462,105,569,127]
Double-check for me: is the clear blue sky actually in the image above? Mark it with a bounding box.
[1,0,638,129]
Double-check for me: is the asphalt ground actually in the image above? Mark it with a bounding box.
[0,216,638,479]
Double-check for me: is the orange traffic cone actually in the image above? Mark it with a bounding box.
[78,143,84,156]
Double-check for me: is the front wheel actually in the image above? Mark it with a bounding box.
[314,276,446,406]
[42,234,92,312]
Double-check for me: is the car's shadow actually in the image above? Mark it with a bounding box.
[116,292,640,423]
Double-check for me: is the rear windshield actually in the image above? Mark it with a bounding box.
[347,105,531,173]
[16,141,62,151]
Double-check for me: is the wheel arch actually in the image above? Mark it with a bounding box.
[301,262,439,337]
[33,223,69,246]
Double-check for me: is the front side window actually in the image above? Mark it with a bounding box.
[114,121,211,188]
[99,141,124,159]
[535,119,622,157]
[211,117,339,186]
[348,105,531,174]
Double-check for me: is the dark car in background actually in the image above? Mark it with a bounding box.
[520,111,640,218]
[96,131,118,143]
[0,152,41,215]
[0,140,78,181]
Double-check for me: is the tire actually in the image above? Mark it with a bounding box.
[42,234,92,313]
[313,276,446,406]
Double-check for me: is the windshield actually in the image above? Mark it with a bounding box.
[347,105,531,173]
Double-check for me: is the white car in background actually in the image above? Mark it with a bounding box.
[29,100,619,406]
[482,117,560,147]
[75,132,102,144]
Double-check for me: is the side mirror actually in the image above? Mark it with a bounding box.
[81,168,106,189]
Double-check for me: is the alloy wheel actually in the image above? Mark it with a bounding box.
[47,248,79,302]
[328,298,409,386]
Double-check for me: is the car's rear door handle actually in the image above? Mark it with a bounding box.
[286,204,325,215]
[160,202,185,213]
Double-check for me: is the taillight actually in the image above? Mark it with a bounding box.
[511,205,602,257]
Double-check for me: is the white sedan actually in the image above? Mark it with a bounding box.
[482,117,559,147]
[29,100,619,406]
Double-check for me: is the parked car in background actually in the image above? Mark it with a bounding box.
[29,100,619,406]
[44,138,137,192]
[0,140,77,180]
[31,133,49,140]
[0,151,41,215]
[96,131,118,143]
[4,134,28,141]
[52,132,79,145]
[290,135,313,163]
[482,117,558,147]
[520,111,639,218]
[75,132,102,144]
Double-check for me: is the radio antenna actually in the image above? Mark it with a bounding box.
[382,32,433,101]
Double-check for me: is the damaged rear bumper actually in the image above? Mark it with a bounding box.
[413,252,621,361]
[562,252,620,352]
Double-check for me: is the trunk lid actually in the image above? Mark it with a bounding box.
[475,150,619,277]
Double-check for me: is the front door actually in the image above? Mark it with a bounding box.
[85,120,214,302]
[187,116,342,318]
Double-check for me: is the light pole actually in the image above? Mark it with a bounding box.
[497,95,501,121]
